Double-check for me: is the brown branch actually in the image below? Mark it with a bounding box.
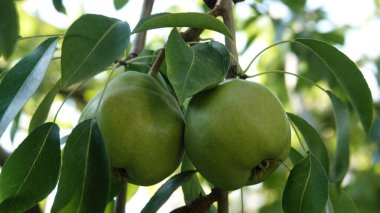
[128,0,155,59]
[220,0,239,79]
[148,49,165,77]
[170,188,224,213]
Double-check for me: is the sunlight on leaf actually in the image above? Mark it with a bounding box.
[0,37,58,137]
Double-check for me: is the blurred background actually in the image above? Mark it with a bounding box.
[1,0,380,212]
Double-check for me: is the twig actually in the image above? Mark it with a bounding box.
[170,188,224,213]
[220,0,239,78]
[148,49,165,77]
[128,0,155,59]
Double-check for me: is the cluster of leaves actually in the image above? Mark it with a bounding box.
[0,1,375,213]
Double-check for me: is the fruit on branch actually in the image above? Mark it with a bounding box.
[80,71,184,186]
[185,79,291,190]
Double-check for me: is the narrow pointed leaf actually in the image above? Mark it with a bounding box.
[287,113,329,173]
[328,184,359,213]
[53,0,66,14]
[0,123,60,212]
[132,12,232,38]
[141,170,196,213]
[52,119,110,213]
[0,37,59,137]
[61,14,130,87]
[282,155,328,213]
[327,91,350,184]
[0,0,19,58]
[166,29,230,103]
[295,39,373,132]
[29,80,61,132]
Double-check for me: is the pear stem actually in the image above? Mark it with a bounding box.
[217,189,229,213]
[115,181,127,213]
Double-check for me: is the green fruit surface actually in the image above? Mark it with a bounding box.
[185,79,291,190]
[81,71,184,186]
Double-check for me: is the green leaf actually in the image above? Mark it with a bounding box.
[0,37,59,137]
[114,0,129,9]
[0,123,60,212]
[61,14,130,87]
[10,111,21,142]
[0,0,19,58]
[287,113,329,174]
[327,91,350,184]
[295,39,373,132]
[281,0,306,11]
[181,155,204,204]
[282,154,328,213]
[53,0,66,14]
[51,119,110,213]
[141,170,197,213]
[132,12,232,38]
[181,155,216,213]
[289,147,304,165]
[328,184,359,213]
[28,80,61,133]
[166,29,230,103]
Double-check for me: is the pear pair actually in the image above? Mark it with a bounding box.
[81,71,290,190]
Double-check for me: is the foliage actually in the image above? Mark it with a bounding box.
[0,0,378,212]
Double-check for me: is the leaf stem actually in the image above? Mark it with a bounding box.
[19,34,64,40]
[243,40,291,74]
[53,81,86,123]
[246,70,327,93]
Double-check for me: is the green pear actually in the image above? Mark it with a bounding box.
[185,79,291,190]
[81,71,184,186]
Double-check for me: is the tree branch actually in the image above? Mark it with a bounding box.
[220,0,239,78]
[128,0,155,59]
[170,188,224,213]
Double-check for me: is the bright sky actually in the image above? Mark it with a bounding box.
[2,0,380,212]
